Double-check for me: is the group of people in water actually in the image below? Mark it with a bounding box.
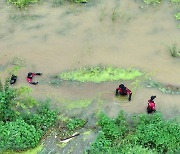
[10,72,42,85]
[116,84,156,114]
[10,74,156,114]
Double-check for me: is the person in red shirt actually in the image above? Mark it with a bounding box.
[147,96,156,114]
[116,84,132,101]
[27,72,42,85]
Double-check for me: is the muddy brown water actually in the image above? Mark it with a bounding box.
[0,0,180,152]
[0,0,180,116]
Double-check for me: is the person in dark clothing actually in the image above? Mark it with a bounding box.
[27,72,42,85]
[116,84,132,101]
[10,75,17,85]
[147,96,156,114]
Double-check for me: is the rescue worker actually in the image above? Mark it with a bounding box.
[27,72,42,85]
[10,75,17,85]
[147,96,156,114]
[116,84,132,101]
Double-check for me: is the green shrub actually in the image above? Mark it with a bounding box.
[87,112,180,153]
[66,118,85,131]
[0,119,41,151]
[23,105,57,132]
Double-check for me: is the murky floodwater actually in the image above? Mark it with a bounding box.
[0,0,180,118]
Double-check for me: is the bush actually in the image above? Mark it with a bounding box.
[23,104,57,132]
[66,118,85,131]
[0,119,41,151]
[87,112,180,153]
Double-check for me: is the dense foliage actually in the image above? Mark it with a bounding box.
[86,112,180,154]
[0,78,57,152]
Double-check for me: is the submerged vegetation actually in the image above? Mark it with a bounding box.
[168,43,180,57]
[7,0,40,8]
[60,98,92,109]
[143,0,161,5]
[86,111,180,153]
[58,66,143,83]
[146,79,180,94]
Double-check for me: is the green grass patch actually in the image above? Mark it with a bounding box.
[86,111,180,153]
[58,66,143,83]
[143,0,162,5]
[7,0,40,8]
[60,98,92,109]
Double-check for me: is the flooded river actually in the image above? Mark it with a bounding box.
[0,0,180,118]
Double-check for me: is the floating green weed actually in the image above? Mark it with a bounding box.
[60,98,92,109]
[143,0,161,4]
[7,0,40,8]
[146,79,180,94]
[58,66,143,83]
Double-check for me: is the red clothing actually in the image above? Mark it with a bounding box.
[148,100,156,110]
[27,73,36,83]
[116,87,132,95]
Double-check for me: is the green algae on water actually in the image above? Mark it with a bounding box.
[58,66,143,83]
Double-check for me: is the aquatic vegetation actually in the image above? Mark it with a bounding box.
[171,0,180,3]
[58,66,143,83]
[146,79,180,94]
[175,12,180,20]
[10,57,26,67]
[9,15,42,23]
[60,98,92,109]
[111,8,120,22]
[86,112,180,153]
[168,43,180,57]
[72,0,87,3]
[7,0,40,8]
[143,0,162,4]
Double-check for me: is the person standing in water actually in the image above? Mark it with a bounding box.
[116,84,132,101]
[147,96,156,114]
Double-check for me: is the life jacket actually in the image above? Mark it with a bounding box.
[27,73,35,83]
[119,87,127,95]
[148,100,155,110]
